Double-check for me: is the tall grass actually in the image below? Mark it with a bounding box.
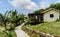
[26,21,60,36]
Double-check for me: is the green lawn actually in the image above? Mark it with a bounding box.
[26,21,60,36]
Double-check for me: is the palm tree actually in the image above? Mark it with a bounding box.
[9,10,25,26]
[0,10,25,30]
[0,11,9,30]
[8,10,19,26]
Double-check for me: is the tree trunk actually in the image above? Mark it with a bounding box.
[4,22,7,30]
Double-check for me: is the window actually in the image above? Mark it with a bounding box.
[36,16,37,19]
[34,16,37,19]
[50,14,54,18]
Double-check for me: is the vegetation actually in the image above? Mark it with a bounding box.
[0,30,16,37]
[33,3,60,13]
[33,9,44,13]
[22,26,40,37]
[50,3,60,10]
[0,12,9,30]
[26,21,60,37]
[0,2,60,37]
[7,10,25,27]
[0,10,25,30]
[0,10,25,37]
[22,3,60,37]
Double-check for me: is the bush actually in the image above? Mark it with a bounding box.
[6,23,15,30]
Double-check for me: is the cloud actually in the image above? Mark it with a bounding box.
[8,0,39,10]
[8,0,60,10]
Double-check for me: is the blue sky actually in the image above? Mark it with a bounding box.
[0,0,60,16]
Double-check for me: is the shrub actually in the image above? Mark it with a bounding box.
[6,23,15,30]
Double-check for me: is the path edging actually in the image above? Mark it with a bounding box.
[23,26,57,37]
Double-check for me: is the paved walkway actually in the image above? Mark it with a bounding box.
[15,22,30,37]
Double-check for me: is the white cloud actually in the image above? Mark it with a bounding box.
[8,0,39,10]
[8,0,60,11]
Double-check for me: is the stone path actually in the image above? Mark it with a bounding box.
[15,22,30,37]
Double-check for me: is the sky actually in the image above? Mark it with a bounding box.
[0,0,60,16]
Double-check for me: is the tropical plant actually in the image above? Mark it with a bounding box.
[8,10,25,26]
[0,11,10,30]
[0,10,25,30]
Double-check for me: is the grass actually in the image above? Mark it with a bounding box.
[26,21,60,37]
[22,26,40,37]
[0,30,16,37]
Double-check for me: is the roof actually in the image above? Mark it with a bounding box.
[28,13,43,16]
[41,8,60,13]
[28,8,60,15]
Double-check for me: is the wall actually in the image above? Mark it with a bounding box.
[44,10,59,22]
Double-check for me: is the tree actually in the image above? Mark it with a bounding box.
[50,3,60,10]
[8,10,25,26]
[34,3,60,14]
[50,4,56,8]
[0,10,25,30]
[18,14,25,24]
[8,10,18,26]
[0,11,9,30]
[33,9,44,13]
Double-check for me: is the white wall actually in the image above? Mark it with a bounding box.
[44,10,59,22]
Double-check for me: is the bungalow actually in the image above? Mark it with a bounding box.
[28,8,60,23]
